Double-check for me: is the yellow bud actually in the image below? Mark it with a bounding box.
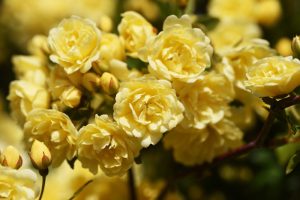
[275,37,292,56]
[30,140,52,170]
[82,72,101,92]
[61,86,82,108]
[0,146,23,169]
[100,72,119,94]
[292,35,300,58]
[98,15,113,32]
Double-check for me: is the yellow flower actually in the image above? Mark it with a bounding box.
[94,33,125,72]
[24,109,78,167]
[208,20,261,55]
[118,11,156,58]
[0,166,38,200]
[77,115,140,176]
[7,80,50,126]
[208,0,281,26]
[208,0,255,22]
[114,76,184,147]
[12,55,48,86]
[223,39,276,89]
[48,16,101,74]
[164,119,243,165]
[173,72,234,129]
[275,38,292,56]
[244,56,300,97]
[49,67,82,110]
[27,35,50,58]
[143,15,213,83]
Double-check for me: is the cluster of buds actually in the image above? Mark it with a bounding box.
[81,71,119,95]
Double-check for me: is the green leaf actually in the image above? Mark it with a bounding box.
[194,15,220,31]
[292,85,300,95]
[126,57,148,71]
[286,151,300,174]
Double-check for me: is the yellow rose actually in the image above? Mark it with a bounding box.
[208,20,261,55]
[0,166,39,200]
[48,16,101,74]
[49,67,82,110]
[244,56,300,97]
[208,0,255,22]
[24,109,78,167]
[7,80,50,126]
[142,15,213,83]
[164,119,243,166]
[94,33,125,72]
[77,115,140,176]
[27,35,50,58]
[208,0,281,26]
[118,11,156,57]
[173,72,234,129]
[223,39,276,89]
[12,55,48,86]
[114,76,184,147]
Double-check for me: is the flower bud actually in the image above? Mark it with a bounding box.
[292,35,300,58]
[100,72,119,94]
[0,146,23,169]
[82,72,101,92]
[29,140,52,170]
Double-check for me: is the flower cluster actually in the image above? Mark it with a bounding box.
[4,4,300,199]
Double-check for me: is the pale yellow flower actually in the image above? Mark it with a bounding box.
[118,11,156,57]
[7,80,50,126]
[12,55,48,86]
[222,39,276,89]
[114,76,184,147]
[208,0,281,26]
[0,166,39,200]
[49,67,82,110]
[244,56,300,97]
[208,0,255,22]
[94,33,126,72]
[118,11,156,58]
[164,119,243,165]
[173,72,234,129]
[77,114,140,176]
[48,15,101,74]
[208,20,261,55]
[143,15,213,83]
[124,0,160,21]
[24,109,78,167]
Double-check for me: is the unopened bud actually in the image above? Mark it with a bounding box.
[292,36,300,58]
[61,86,82,108]
[0,146,23,169]
[27,35,50,56]
[100,72,119,94]
[82,72,101,92]
[30,140,52,170]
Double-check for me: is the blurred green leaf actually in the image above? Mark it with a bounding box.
[194,15,219,31]
[286,151,300,174]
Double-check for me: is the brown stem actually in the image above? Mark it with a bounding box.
[38,168,48,200]
[128,168,137,200]
[68,179,93,200]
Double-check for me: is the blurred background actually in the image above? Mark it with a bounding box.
[1,0,300,199]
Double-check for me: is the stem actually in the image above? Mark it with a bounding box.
[184,0,196,14]
[38,169,48,200]
[128,168,137,200]
[68,179,93,200]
